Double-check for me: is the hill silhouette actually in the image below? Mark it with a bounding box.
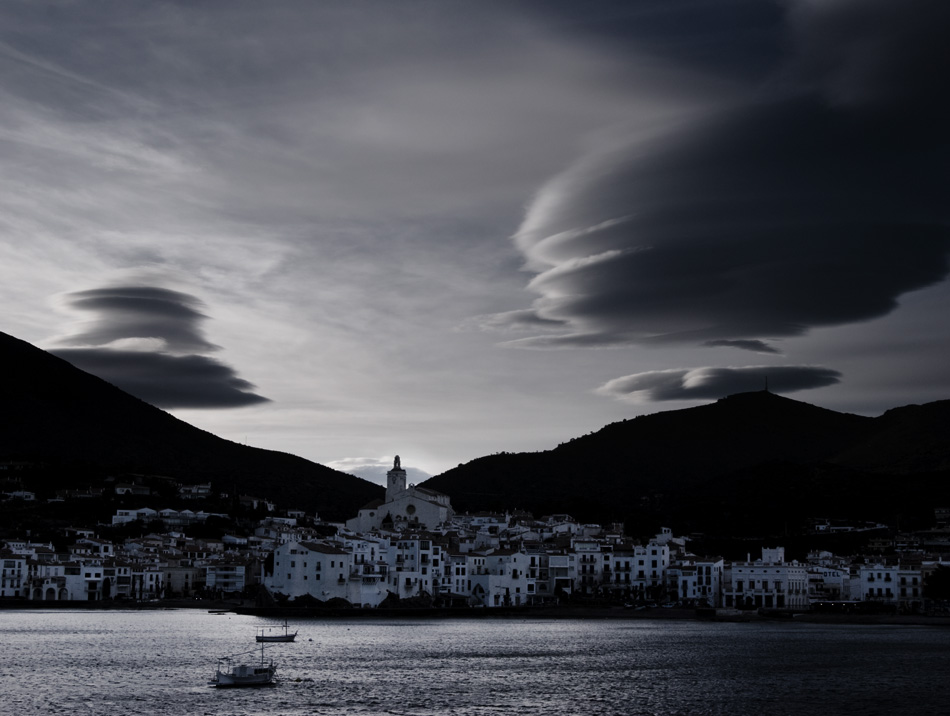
[5,328,948,537]
[422,391,950,537]
[0,331,381,520]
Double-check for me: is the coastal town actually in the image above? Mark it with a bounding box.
[2,457,949,615]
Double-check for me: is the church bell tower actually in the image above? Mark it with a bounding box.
[385,455,407,502]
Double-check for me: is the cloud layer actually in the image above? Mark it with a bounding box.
[325,456,432,487]
[490,0,950,353]
[56,287,219,353]
[52,286,268,409]
[597,365,842,403]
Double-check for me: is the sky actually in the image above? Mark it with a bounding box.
[2,0,948,483]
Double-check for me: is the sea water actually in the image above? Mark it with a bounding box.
[1,609,948,715]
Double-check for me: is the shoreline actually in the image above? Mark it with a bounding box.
[3,598,947,626]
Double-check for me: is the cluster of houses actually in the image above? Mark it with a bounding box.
[2,457,948,612]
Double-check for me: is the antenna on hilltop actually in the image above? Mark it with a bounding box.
[764,375,769,393]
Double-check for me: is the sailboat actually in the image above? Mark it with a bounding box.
[256,618,297,643]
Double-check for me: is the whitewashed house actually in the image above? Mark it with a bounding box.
[807,565,851,602]
[854,564,899,603]
[206,562,251,596]
[112,507,158,526]
[480,548,532,607]
[338,535,390,607]
[28,562,73,600]
[263,540,352,601]
[669,556,724,606]
[384,534,445,600]
[1,552,27,597]
[573,539,608,593]
[724,548,809,610]
[896,566,924,610]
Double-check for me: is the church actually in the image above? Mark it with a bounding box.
[345,456,454,533]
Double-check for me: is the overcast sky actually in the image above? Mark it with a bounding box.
[2,1,948,482]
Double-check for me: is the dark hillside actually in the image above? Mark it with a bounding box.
[831,400,950,474]
[422,391,950,536]
[0,331,381,519]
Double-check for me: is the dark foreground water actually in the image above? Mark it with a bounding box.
[1,609,948,715]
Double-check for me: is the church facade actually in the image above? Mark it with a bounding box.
[346,456,454,533]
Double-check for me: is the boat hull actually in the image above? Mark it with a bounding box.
[212,661,277,687]
[256,634,296,643]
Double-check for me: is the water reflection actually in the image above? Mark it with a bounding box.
[1,610,948,715]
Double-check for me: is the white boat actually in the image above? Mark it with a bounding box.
[211,644,277,687]
[256,619,297,643]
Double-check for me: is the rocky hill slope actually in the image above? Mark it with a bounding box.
[0,331,381,520]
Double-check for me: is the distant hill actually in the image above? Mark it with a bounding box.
[0,331,382,520]
[421,391,950,537]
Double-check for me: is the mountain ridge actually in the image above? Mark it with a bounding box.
[421,391,950,535]
[0,330,382,520]
[3,328,948,536]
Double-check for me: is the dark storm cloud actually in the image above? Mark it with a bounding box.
[492,0,950,350]
[53,285,268,409]
[57,286,219,353]
[533,0,786,82]
[704,339,780,354]
[53,349,269,409]
[597,365,841,402]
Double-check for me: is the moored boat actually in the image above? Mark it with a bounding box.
[256,618,297,642]
[211,644,277,687]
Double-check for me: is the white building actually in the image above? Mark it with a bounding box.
[384,534,445,601]
[724,547,809,610]
[669,556,724,606]
[338,535,390,607]
[346,456,453,533]
[896,567,924,610]
[807,566,851,602]
[263,540,352,602]
[112,507,158,526]
[854,564,899,603]
[477,548,532,607]
[206,562,251,596]
[1,552,27,597]
[574,539,608,593]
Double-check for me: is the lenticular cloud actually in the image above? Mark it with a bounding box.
[491,0,950,353]
[52,285,268,409]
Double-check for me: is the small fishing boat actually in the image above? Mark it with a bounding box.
[256,618,297,643]
[211,644,277,687]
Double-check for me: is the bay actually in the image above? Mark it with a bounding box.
[1,609,948,715]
